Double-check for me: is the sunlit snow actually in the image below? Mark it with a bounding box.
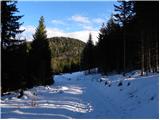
[1,70,159,119]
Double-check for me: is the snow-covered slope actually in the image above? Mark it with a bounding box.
[1,70,159,119]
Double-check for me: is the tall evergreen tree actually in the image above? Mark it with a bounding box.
[96,16,123,74]
[113,1,135,75]
[29,16,53,85]
[96,23,108,73]
[1,1,24,48]
[81,33,94,73]
[135,1,159,75]
[1,0,27,92]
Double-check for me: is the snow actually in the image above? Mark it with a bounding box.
[1,70,159,119]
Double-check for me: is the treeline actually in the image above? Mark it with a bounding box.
[1,1,53,92]
[81,1,159,75]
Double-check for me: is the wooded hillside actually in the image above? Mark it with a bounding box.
[48,37,85,74]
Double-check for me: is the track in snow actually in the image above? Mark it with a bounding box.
[1,71,159,119]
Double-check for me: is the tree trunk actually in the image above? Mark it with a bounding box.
[155,32,159,73]
[123,28,126,76]
[148,48,152,72]
[141,31,144,76]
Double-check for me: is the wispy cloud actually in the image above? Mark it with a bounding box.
[82,25,94,31]
[68,14,106,31]
[51,19,65,25]
[93,18,105,24]
[70,15,90,24]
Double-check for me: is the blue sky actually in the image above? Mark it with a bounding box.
[17,1,116,43]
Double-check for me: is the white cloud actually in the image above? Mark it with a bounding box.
[93,18,105,24]
[47,27,99,44]
[67,30,99,44]
[51,19,65,25]
[69,15,105,31]
[20,25,36,41]
[20,25,36,33]
[47,28,65,38]
[20,25,99,44]
[70,15,90,24]
[82,25,94,31]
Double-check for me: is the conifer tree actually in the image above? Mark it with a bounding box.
[1,0,27,92]
[1,1,24,47]
[81,33,94,73]
[96,16,123,74]
[113,1,135,75]
[30,16,53,85]
[135,1,159,75]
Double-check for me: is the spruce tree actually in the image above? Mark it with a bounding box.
[135,1,159,75]
[1,1,24,47]
[81,33,94,73]
[113,1,135,75]
[30,16,53,85]
[96,16,123,74]
[1,1,27,92]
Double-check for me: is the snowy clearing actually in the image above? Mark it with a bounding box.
[1,70,159,119]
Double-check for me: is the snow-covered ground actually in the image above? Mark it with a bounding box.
[1,70,159,119]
